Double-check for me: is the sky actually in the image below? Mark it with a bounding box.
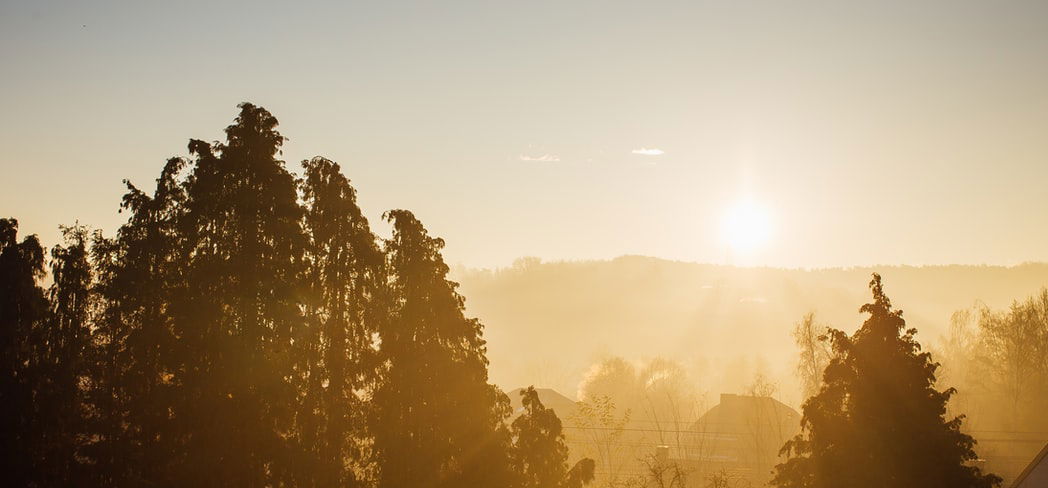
[2,0,1048,269]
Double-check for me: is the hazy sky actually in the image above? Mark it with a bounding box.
[3,0,1048,268]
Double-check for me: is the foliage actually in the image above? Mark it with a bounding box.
[372,209,514,488]
[87,156,186,484]
[297,156,385,487]
[510,386,595,488]
[772,274,1001,488]
[1,103,533,487]
[0,218,48,485]
[0,104,1021,488]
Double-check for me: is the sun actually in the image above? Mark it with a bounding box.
[721,200,773,256]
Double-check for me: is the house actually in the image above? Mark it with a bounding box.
[506,387,579,422]
[665,393,801,487]
[1011,441,1048,488]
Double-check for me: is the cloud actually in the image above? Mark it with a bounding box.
[519,153,561,162]
[631,147,665,156]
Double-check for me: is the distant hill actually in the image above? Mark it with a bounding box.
[455,256,1048,408]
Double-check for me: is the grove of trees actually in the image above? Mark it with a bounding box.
[0,103,593,488]
[0,103,1014,488]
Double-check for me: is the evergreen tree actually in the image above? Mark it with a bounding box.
[37,224,96,484]
[1,103,628,488]
[0,218,48,486]
[87,157,187,485]
[772,274,1001,488]
[297,156,385,487]
[510,387,595,488]
[373,209,513,488]
[169,103,307,486]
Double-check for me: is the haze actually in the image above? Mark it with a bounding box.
[4,2,1048,488]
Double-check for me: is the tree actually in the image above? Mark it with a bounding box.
[773,274,1001,488]
[168,103,307,486]
[37,224,96,484]
[571,395,632,487]
[297,156,386,487]
[578,357,641,409]
[510,386,595,488]
[86,156,187,484]
[2,102,653,488]
[792,312,831,401]
[578,357,697,430]
[641,453,687,488]
[575,356,698,487]
[935,308,986,429]
[974,290,1048,430]
[0,218,48,486]
[372,209,513,488]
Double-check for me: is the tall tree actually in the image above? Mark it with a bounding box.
[169,103,307,486]
[773,274,1000,488]
[0,218,48,486]
[510,386,595,488]
[373,209,513,488]
[37,224,96,484]
[86,157,187,484]
[297,156,385,487]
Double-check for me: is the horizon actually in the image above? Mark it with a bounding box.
[453,254,1048,273]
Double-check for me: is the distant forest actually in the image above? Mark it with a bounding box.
[3,103,1044,488]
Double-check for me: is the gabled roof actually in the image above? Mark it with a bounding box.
[506,387,579,422]
[690,393,800,434]
[1011,441,1048,488]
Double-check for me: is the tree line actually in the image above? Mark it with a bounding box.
[0,103,593,488]
[1,102,1017,488]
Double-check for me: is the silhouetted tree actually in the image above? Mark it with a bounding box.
[168,103,307,486]
[36,225,96,484]
[772,274,1001,488]
[296,156,386,487]
[372,209,513,488]
[510,386,595,488]
[0,218,48,486]
[86,156,187,484]
[1,103,651,488]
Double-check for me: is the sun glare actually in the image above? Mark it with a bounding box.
[721,200,773,256]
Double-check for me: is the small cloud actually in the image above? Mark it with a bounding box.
[519,154,561,162]
[631,147,665,156]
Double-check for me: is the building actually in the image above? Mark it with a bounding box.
[1011,441,1048,488]
[667,393,801,487]
[506,387,579,422]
